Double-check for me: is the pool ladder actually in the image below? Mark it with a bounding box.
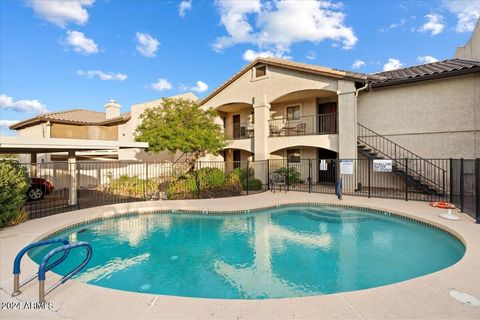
[12,239,92,302]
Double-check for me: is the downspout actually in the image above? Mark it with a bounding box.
[354,81,369,191]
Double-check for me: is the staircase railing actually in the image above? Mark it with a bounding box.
[357,123,447,194]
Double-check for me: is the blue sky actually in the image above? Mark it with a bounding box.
[1,0,479,136]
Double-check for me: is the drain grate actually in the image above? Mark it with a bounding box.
[449,290,480,306]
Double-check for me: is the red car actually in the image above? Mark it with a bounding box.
[27,178,54,201]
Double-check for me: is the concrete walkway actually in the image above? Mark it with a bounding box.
[1,192,479,320]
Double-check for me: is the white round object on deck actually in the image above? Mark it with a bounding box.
[439,209,460,221]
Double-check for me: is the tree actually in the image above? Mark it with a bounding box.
[134,98,227,163]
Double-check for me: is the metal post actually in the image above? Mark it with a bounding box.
[267,159,270,190]
[405,158,408,201]
[460,158,464,212]
[246,161,249,195]
[308,159,312,193]
[39,280,45,303]
[368,158,371,198]
[144,163,149,200]
[286,158,290,191]
[449,158,453,203]
[12,274,20,296]
[475,158,479,223]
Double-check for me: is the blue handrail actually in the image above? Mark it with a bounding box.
[38,241,92,302]
[12,238,69,296]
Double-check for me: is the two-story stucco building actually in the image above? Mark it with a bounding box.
[8,21,480,169]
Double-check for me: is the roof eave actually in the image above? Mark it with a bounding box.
[370,68,480,88]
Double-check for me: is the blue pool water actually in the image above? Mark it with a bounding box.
[29,206,465,299]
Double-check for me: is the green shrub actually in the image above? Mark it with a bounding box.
[195,167,226,189]
[167,167,243,199]
[166,175,199,200]
[108,175,158,198]
[273,166,304,184]
[230,167,263,190]
[244,178,263,191]
[0,161,30,227]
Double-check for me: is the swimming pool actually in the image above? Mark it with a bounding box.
[29,205,465,299]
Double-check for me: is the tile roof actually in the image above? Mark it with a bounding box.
[10,109,131,130]
[371,58,480,87]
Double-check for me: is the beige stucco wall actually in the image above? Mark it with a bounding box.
[51,123,118,141]
[202,65,338,109]
[358,73,480,158]
[455,20,480,61]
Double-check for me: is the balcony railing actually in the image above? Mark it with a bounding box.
[268,113,336,137]
[224,122,254,140]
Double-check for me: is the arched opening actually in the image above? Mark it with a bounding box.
[216,103,254,140]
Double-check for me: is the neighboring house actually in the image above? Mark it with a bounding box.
[10,93,198,162]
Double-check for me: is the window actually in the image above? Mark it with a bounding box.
[255,65,267,78]
[287,149,301,162]
[286,106,301,120]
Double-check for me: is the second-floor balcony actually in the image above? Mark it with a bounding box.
[224,113,337,140]
[268,113,337,137]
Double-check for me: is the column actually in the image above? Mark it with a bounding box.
[253,96,270,161]
[337,80,357,159]
[253,96,270,183]
[68,150,77,206]
[30,152,37,178]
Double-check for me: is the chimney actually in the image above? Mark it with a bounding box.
[104,99,121,119]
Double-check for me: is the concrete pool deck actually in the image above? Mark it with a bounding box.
[1,192,479,320]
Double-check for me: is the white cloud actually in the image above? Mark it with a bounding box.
[77,70,127,81]
[0,120,20,128]
[214,0,357,57]
[63,30,99,54]
[0,94,49,113]
[383,58,403,71]
[379,17,408,32]
[444,0,480,32]
[26,0,94,28]
[189,81,209,93]
[306,51,316,60]
[179,0,192,17]
[135,32,160,58]
[419,14,445,35]
[352,59,366,69]
[242,48,289,61]
[150,79,172,91]
[417,55,439,64]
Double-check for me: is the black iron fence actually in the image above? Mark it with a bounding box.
[451,159,479,222]
[19,158,479,222]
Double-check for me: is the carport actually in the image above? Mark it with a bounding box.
[0,136,148,205]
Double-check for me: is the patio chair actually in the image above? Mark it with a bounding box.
[294,123,307,135]
[269,125,282,136]
[269,172,287,193]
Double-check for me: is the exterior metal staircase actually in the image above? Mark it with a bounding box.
[357,123,446,196]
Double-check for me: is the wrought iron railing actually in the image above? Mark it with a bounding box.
[268,113,336,137]
[224,122,254,140]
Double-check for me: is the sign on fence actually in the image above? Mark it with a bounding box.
[373,159,393,172]
[340,160,354,175]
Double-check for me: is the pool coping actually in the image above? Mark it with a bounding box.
[1,192,480,319]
